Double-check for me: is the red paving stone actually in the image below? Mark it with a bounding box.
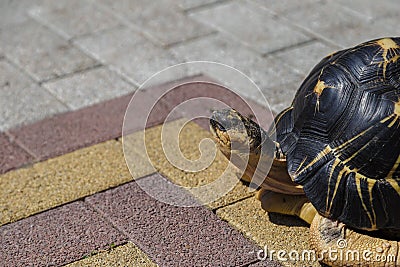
[249,260,283,267]
[123,75,215,134]
[7,93,132,161]
[0,133,33,174]
[0,201,127,267]
[123,89,180,136]
[5,75,209,161]
[148,80,274,130]
[85,174,269,267]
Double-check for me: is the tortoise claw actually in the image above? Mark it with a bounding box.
[310,214,400,266]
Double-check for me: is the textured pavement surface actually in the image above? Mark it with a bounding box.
[1,80,284,267]
[1,0,399,131]
[0,0,399,266]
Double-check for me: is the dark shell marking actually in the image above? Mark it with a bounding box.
[277,37,400,231]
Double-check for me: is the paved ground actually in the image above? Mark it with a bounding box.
[0,0,399,266]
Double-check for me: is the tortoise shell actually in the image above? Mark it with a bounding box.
[275,37,400,231]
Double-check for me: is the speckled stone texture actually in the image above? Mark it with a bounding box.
[124,120,255,209]
[0,133,33,174]
[0,60,68,132]
[170,33,303,112]
[0,201,127,267]
[147,80,274,130]
[74,26,180,85]
[0,82,274,230]
[85,175,262,267]
[65,242,158,267]
[177,0,220,10]
[272,41,337,76]
[29,0,121,39]
[249,261,283,267]
[8,75,216,161]
[95,0,213,46]
[216,197,316,267]
[189,1,311,54]
[8,93,133,161]
[0,19,97,82]
[0,140,150,226]
[5,74,271,166]
[0,1,398,266]
[42,66,135,110]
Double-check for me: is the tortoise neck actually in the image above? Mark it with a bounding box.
[261,157,305,195]
[273,141,285,160]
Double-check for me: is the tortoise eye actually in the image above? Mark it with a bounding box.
[217,122,226,131]
[210,119,227,131]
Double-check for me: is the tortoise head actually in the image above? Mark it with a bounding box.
[210,108,276,186]
[210,108,265,156]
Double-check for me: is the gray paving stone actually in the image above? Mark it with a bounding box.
[283,1,369,48]
[329,16,400,48]
[171,33,302,107]
[42,66,135,110]
[75,26,180,85]
[29,0,121,39]
[260,83,299,114]
[176,0,221,10]
[8,92,133,161]
[334,0,400,20]
[0,19,97,82]
[0,133,34,174]
[249,0,322,15]
[97,0,213,46]
[189,1,311,55]
[0,60,68,131]
[0,0,42,28]
[272,41,337,76]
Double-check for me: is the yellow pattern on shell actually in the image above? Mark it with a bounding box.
[388,153,400,179]
[354,173,377,230]
[292,118,388,228]
[313,80,334,112]
[294,145,332,177]
[375,38,400,78]
[377,38,399,51]
[383,99,400,128]
[314,80,327,96]
[394,99,400,117]
[387,178,400,197]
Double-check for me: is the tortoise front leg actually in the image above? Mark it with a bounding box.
[257,189,317,224]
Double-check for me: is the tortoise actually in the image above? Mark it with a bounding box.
[210,37,400,266]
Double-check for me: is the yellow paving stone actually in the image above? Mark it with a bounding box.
[0,140,154,226]
[216,197,319,267]
[123,119,254,209]
[0,119,253,226]
[66,242,158,267]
